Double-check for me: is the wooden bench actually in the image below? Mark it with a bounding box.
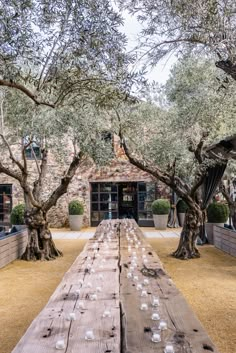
[12,220,220,353]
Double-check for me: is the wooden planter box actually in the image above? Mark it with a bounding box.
[0,228,28,269]
[213,225,236,257]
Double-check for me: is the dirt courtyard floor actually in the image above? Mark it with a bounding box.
[0,237,235,353]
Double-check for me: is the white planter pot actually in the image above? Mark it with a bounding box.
[205,222,224,244]
[153,214,168,230]
[178,213,185,227]
[69,215,83,231]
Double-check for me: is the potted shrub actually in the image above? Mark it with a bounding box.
[206,202,229,244]
[177,199,188,227]
[10,204,26,230]
[68,200,84,231]
[152,199,170,230]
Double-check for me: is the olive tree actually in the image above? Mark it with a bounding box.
[115,58,236,259]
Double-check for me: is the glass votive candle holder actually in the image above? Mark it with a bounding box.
[142,254,147,259]
[87,264,92,269]
[56,339,65,350]
[152,297,160,307]
[96,286,102,292]
[133,275,139,281]
[151,312,160,321]
[90,293,97,301]
[143,258,148,264]
[140,303,148,311]
[132,256,137,261]
[151,330,161,343]
[68,312,76,321]
[85,329,95,340]
[102,310,112,318]
[90,268,95,274]
[130,266,134,272]
[78,279,83,285]
[142,247,145,252]
[102,258,106,263]
[136,283,143,291]
[159,320,168,330]
[127,272,132,279]
[87,282,92,288]
[143,278,149,285]
[99,264,104,269]
[98,274,104,280]
[75,289,80,295]
[164,344,175,353]
[87,256,91,260]
[141,290,148,297]
[78,301,85,309]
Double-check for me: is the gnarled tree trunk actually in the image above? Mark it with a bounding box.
[172,205,203,259]
[21,208,62,261]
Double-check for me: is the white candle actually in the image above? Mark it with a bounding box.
[136,283,143,290]
[142,254,147,259]
[96,286,102,292]
[152,297,160,307]
[133,275,139,281]
[56,339,65,350]
[151,332,161,343]
[78,301,85,309]
[87,256,91,260]
[75,289,80,295]
[165,344,175,353]
[102,310,111,318]
[68,312,76,321]
[87,282,92,288]
[143,258,148,264]
[151,312,160,321]
[90,268,95,273]
[159,321,167,330]
[140,303,148,311]
[90,293,97,301]
[130,266,134,272]
[85,329,95,340]
[141,290,148,297]
[143,278,149,285]
[127,272,132,279]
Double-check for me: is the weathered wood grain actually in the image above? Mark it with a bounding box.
[119,219,220,353]
[0,230,28,269]
[12,221,120,353]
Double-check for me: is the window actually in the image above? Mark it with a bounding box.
[0,184,12,225]
[23,136,41,160]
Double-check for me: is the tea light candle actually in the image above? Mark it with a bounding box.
[90,293,97,301]
[151,332,161,343]
[56,339,65,350]
[141,290,148,297]
[151,312,160,321]
[102,310,111,318]
[78,301,85,309]
[127,272,132,279]
[159,320,167,330]
[165,344,175,353]
[140,303,148,311]
[143,278,149,285]
[133,275,139,281]
[87,282,92,288]
[85,329,95,340]
[152,297,160,307]
[96,286,102,292]
[90,268,95,273]
[136,283,143,290]
[68,312,76,321]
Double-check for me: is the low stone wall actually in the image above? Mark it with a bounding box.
[213,225,236,257]
[0,228,28,269]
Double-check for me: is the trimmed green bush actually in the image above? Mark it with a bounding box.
[10,204,25,225]
[152,199,170,215]
[177,199,188,213]
[207,202,229,223]
[68,200,84,215]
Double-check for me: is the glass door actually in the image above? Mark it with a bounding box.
[0,184,12,226]
[137,182,155,226]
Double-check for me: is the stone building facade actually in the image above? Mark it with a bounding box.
[0,137,170,228]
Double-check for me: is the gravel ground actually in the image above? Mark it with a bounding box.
[0,238,235,353]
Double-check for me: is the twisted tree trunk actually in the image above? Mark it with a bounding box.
[21,208,62,261]
[172,205,203,259]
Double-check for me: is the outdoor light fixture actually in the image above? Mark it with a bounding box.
[56,340,65,350]
[85,329,95,340]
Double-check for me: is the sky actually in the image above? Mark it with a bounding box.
[120,9,177,85]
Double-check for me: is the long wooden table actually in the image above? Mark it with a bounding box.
[12,220,220,353]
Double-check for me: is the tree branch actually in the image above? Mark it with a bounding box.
[0,133,25,171]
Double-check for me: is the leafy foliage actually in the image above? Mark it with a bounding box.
[68,200,84,215]
[207,202,229,223]
[177,200,188,213]
[10,204,25,225]
[152,199,170,215]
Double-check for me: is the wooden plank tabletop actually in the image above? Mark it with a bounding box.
[119,219,220,353]
[12,220,120,353]
[12,219,220,353]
